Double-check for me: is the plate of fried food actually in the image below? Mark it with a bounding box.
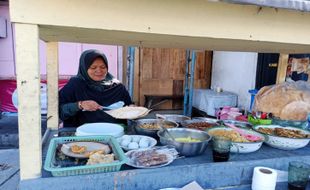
[61,141,111,158]
[253,125,310,150]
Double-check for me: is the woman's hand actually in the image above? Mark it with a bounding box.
[79,100,101,111]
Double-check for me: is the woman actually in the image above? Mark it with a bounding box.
[59,49,133,128]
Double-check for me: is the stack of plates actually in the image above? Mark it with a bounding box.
[76,123,124,137]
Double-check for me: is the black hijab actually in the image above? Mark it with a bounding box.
[76,49,119,92]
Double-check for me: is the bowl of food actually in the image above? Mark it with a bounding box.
[221,120,253,129]
[133,119,179,138]
[156,114,191,124]
[157,128,211,157]
[253,125,310,150]
[181,118,220,131]
[206,127,265,153]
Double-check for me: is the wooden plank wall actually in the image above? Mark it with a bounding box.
[135,48,212,109]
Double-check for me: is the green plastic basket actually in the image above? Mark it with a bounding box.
[248,115,272,125]
[44,135,127,177]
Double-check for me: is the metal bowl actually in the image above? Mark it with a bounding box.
[181,118,220,131]
[156,114,191,124]
[222,120,253,129]
[157,128,211,157]
[133,119,179,138]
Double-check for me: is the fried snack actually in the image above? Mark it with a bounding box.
[257,127,310,138]
[254,81,310,120]
[86,152,115,165]
[275,128,308,138]
[257,127,274,135]
[208,129,250,142]
[71,145,87,154]
[84,150,105,158]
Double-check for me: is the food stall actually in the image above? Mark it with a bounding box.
[9,0,310,189]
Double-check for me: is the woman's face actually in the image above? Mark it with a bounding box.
[87,57,108,81]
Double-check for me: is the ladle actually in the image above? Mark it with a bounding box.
[158,119,175,141]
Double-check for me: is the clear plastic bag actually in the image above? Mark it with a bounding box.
[253,81,310,121]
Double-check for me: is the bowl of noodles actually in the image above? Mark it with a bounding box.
[206,126,265,153]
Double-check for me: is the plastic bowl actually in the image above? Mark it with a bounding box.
[76,123,124,137]
[157,128,211,157]
[248,115,272,125]
[253,125,310,150]
[206,126,265,153]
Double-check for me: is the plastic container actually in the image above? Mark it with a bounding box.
[248,115,272,125]
[76,123,124,137]
[44,135,127,177]
[248,89,258,112]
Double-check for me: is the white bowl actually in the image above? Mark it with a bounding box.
[207,127,265,153]
[117,135,157,151]
[253,125,310,150]
[76,123,124,137]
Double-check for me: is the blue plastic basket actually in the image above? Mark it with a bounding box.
[44,135,127,177]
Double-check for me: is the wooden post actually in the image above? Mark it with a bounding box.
[276,54,289,84]
[15,23,42,179]
[46,42,59,130]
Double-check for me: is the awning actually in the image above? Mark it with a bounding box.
[219,0,310,12]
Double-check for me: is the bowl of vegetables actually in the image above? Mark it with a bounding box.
[157,128,211,157]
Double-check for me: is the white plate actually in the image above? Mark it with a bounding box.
[76,123,124,137]
[60,141,111,158]
[125,148,174,169]
[117,135,157,151]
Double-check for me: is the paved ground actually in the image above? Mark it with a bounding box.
[0,149,19,190]
[0,114,47,190]
[0,114,47,149]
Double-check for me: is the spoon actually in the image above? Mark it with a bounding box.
[224,123,262,141]
[158,119,175,141]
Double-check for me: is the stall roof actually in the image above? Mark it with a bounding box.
[221,0,310,12]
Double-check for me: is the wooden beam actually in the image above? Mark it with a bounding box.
[276,54,289,84]
[15,23,42,180]
[9,0,310,53]
[46,42,59,130]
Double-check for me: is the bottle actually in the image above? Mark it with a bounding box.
[307,114,310,130]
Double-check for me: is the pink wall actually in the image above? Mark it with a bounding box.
[0,4,119,79]
[0,4,15,78]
